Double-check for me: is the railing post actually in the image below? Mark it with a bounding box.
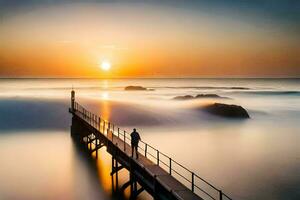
[71,90,75,111]
[103,121,105,134]
[118,128,120,138]
[219,190,223,200]
[98,117,101,130]
[169,158,172,175]
[157,150,159,165]
[145,144,147,157]
[111,125,114,143]
[192,172,195,192]
[124,131,126,151]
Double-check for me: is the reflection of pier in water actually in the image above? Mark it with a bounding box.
[69,90,232,200]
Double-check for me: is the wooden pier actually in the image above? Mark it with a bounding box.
[69,90,232,200]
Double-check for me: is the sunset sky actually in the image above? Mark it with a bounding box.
[0,0,299,78]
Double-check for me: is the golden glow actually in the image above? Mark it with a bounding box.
[100,101,111,124]
[92,149,113,193]
[100,61,111,71]
[101,92,109,100]
[0,3,299,77]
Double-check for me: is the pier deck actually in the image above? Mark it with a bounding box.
[69,95,232,200]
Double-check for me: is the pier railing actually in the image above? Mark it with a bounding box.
[73,101,232,200]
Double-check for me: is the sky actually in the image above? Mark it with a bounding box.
[0,0,299,78]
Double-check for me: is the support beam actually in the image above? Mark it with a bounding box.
[132,187,145,198]
[87,137,97,144]
[115,159,119,189]
[90,143,104,153]
[111,157,120,193]
[95,139,98,158]
[110,165,125,175]
[120,180,131,192]
[86,137,90,149]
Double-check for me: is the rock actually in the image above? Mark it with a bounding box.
[173,95,194,100]
[125,86,148,91]
[202,103,250,118]
[173,94,228,100]
[230,87,249,90]
[195,94,222,98]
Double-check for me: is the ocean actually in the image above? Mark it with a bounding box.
[0,78,299,200]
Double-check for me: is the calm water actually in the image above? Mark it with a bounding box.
[0,78,300,200]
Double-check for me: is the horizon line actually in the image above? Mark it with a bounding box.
[0,76,300,79]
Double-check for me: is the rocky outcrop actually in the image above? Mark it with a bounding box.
[173,95,195,100]
[230,87,249,90]
[125,86,148,91]
[195,94,223,98]
[173,94,228,100]
[202,103,250,118]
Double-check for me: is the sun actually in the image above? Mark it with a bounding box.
[100,61,111,71]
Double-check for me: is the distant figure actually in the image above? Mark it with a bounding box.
[130,128,141,159]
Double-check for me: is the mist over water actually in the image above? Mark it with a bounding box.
[0,78,299,200]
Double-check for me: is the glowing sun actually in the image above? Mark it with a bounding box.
[100,61,111,71]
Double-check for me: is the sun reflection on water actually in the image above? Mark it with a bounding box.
[101,92,109,100]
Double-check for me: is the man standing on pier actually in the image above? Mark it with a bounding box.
[131,128,141,159]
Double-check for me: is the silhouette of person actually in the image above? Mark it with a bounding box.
[130,128,141,159]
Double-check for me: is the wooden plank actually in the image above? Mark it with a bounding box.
[174,190,204,200]
[145,165,169,176]
[157,175,188,191]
